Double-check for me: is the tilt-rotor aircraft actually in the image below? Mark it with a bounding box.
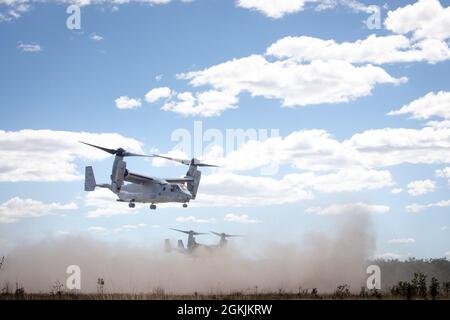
[211,231,241,248]
[165,229,241,254]
[165,229,209,254]
[81,142,218,210]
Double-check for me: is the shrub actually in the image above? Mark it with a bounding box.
[441,281,450,297]
[412,272,427,299]
[333,284,351,299]
[429,277,440,300]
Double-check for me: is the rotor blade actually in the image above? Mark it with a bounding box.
[152,154,191,165]
[211,231,241,238]
[191,158,221,167]
[80,142,152,158]
[196,163,221,168]
[122,151,153,158]
[192,232,208,236]
[169,228,190,235]
[79,141,117,155]
[153,155,220,167]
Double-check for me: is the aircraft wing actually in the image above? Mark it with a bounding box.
[164,177,195,184]
[124,171,167,185]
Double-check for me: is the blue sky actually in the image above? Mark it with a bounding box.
[0,0,450,260]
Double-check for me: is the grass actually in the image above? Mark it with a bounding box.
[1,290,449,300]
[1,258,449,300]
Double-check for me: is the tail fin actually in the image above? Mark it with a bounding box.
[186,165,201,200]
[164,239,171,252]
[177,240,185,249]
[84,166,96,191]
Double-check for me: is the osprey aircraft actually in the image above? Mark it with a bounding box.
[81,142,218,209]
[165,228,241,254]
[165,228,208,254]
[211,231,241,247]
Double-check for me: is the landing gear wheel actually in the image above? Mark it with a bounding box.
[150,204,157,210]
[129,202,135,208]
[183,203,188,208]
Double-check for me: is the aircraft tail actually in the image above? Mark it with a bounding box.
[164,239,171,252]
[177,240,185,249]
[84,166,96,191]
[186,165,201,200]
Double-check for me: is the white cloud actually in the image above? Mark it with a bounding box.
[391,188,403,194]
[236,0,311,18]
[426,120,450,129]
[306,202,390,215]
[436,167,450,178]
[223,213,260,224]
[300,168,393,193]
[214,129,361,172]
[196,173,311,207]
[436,166,450,186]
[406,199,450,213]
[405,203,426,213]
[388,91,450,120]
[161,90,238,117]
[1,1,173,22]
[207,124,450,173]
[0,129,143,182]
[178,55,406,110]
[90,33,103,41]
[267,35,450,65]
[162,120,450,188]
[374,252,403,260]
[17,42,42,52]
[388,238,415,244]
[122,223,147,229]
[151,149,187,167]
[0,1,30,22]
[338,0,377,14]
[146,2,450,118]
[115,96,142,109]
[0,197,77,223]
[145,87,172,103]
[344,125,450,167]
[445,251,450,257]
[197,168,392,207]
[175,215,216,223]
[442,226,448,231]
[84,188,139,218]
[407,179,436,196]
[236,0,384,17]
[384,0,450,41]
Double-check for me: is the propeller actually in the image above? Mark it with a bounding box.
[152,154,220,168]
[80,142,153,158]
[170,228,208,236]
[211,231,241,239]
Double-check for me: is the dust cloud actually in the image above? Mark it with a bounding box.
[0,214,375,294]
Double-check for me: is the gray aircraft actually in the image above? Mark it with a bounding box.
[165,228,209,254]
[81,142,218,209]
[211,231,241,247]
[165,229,241,254]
